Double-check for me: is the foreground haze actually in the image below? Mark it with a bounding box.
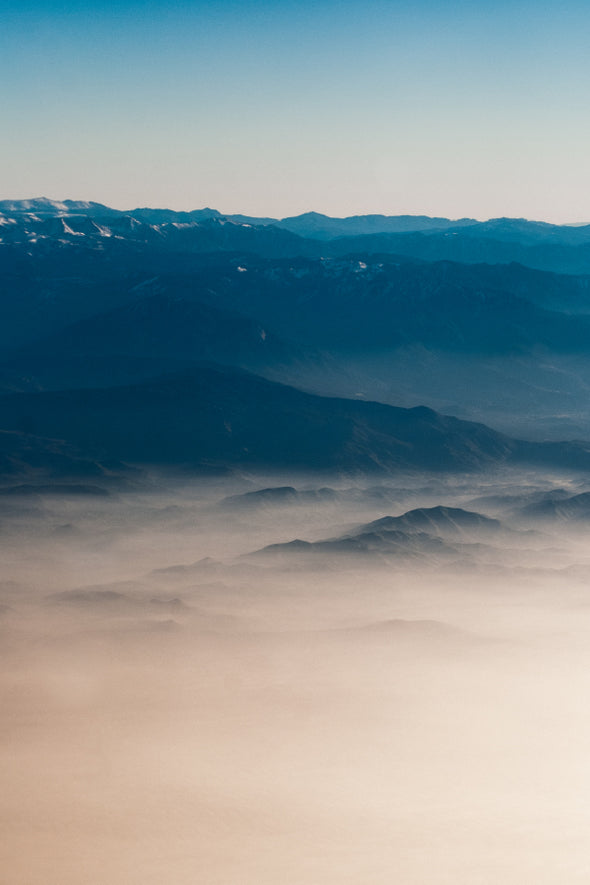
[3,469,590,884]
[2,199,590,883]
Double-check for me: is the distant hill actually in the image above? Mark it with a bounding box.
[8,291,312,391]
[248,503,507,563]
[518,491,590,522]
[251,528,458,563]
[360,505,502,538]
[274,211,477,239]
[219,486,340,509]
[1,365,590,476]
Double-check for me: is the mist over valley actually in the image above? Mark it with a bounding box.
[3,200,590,883]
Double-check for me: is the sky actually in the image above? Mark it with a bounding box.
[1,0,590,221]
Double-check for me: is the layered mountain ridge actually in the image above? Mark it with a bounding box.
[3,198,590,483]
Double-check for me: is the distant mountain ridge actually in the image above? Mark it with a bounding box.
[2,197,589,243]
[3,198,589,239]
[5,196,590,473]
[4,214,590,440]
[4,199,590,275]
[273,211,478,238]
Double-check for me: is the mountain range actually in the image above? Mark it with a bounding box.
[3,198,590,484]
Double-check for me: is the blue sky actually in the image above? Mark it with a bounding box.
[2,0,589,220]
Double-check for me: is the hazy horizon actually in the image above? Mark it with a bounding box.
[3,0,590,223]
[3,195,589,227]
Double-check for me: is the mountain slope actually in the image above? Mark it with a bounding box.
[6,291,312,391]
[1,365,590,475]
[361,506,502,538]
